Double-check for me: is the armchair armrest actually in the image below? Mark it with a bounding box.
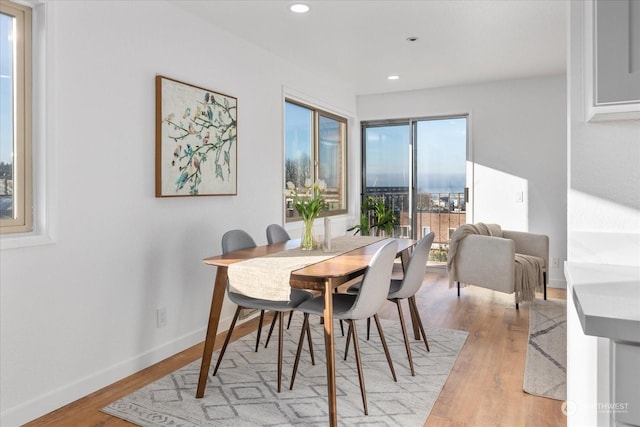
[455,234,516,294]
[502,230,549,272]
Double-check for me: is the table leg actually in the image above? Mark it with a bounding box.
[323,279,337,427]
[196,266,228,398]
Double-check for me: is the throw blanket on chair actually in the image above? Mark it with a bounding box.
[447,223,544,304]
[513,254,544,304]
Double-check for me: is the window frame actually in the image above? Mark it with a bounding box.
[284,98,348,223]
[1,0,32,234]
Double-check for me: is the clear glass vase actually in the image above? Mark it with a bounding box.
[300,218,315,250]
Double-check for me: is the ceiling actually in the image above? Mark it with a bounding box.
[170,0,567,95]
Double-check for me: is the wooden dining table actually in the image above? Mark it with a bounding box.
[196,236,416,427]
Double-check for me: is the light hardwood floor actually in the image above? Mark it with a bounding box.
[25,269,567,427]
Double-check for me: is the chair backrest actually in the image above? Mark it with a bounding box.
[266,224,290,244]
[392,232,434,299]
[222,229,257,254]
[347,239,399,320]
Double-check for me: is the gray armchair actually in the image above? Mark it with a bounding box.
[447,224,548,308]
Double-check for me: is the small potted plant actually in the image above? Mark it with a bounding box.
[348,196,397,237]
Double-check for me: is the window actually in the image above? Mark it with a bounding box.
[284,99,347,221]
[0,0,32,234]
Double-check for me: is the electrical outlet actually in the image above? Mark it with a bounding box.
[156,307,167,328]
[552,258,560,268]
[515,191,524,203]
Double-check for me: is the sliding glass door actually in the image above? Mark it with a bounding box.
[362,123,411,237]
[362,116,469,263]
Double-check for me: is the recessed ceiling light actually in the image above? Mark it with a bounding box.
[387,75,400,80]
[290,4,310,13]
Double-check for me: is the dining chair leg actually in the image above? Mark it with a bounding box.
[347,320,368,415]
[289,313,310,390]
[394,299,415,376]
[334,288,345,336]
[408,295,421,340]
[255,310,266,352]
[213,305,242,376]
[277,311,283,393]
[343,322,354,360]
[409,296,429,352]
[305,316,315,366]
[366,317,371,340]
[373,314,397,382]
[265,311,278,348]
[287,310,293,329]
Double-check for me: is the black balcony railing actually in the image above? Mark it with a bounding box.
[364,187,467,263]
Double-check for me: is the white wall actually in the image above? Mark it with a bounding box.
[357,75,568,287]
[566,2,640,426]
[0,1,357,425]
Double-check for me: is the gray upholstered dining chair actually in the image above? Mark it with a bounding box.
[213,229,314,392]
[289,239,399,415]
[266,223,291,244]
[263,223,295,345]
[348,232,435,376]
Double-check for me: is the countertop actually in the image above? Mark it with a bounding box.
[565,262,640,343]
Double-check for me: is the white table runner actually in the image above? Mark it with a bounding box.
[227,235,384,301]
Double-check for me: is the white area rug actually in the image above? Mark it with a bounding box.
[103,315,468,426]
[523,298,567,401]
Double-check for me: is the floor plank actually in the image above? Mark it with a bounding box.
[24,269,567,427]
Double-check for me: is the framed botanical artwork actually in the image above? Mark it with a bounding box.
[156,75,237,197]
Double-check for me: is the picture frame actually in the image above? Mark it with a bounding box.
[155,75,237,197]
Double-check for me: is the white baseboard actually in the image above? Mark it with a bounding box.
[0,328,206,427]
[548,279,567,289]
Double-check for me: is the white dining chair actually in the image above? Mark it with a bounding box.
[348,232,435,376]
[289,239,399,415]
